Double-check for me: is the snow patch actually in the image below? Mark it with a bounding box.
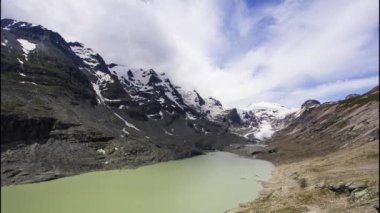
[122,128,130,135]
[113,112,140,131]
[165,91,183,109]
[164,129,174,136]
[91,83,104,104]
[19,81,37,85]
[186,112,197,120]
[97,149,106,154]
[17,58,24,65]
[104,98,121,102]
[95,70,114,84]
[1,39,8,46]
[17,39,36,61]
[70,45,100,67]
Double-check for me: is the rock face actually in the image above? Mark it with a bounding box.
[301,99,320,109]
[345,94,360,100]
[0,18,245,186]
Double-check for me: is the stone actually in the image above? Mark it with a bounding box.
[347,182,367,191]
[317,181,326,188]
[350,188,370,202]
[328,182,350,194]
[301,100,320,109]
[345,94,360,100]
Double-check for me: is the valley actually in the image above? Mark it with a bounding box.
[1,18,379,213]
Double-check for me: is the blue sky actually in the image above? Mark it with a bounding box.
[2,0,379,108]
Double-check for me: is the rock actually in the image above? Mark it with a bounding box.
[317,181,326,188]
[301,100,320,109]
[328,182,350,193]
[347,182,367,191]
[298,178,307,188]
[251,151,264,156]
[225,109,242,125]
[345,94,360,100]
[327,182,367,194]
[97,149,106,155]
[350,188,371,202]
[267,148,277,154]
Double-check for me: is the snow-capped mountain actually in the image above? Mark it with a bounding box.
[240,101,298,141]
[2,18,248,185]
[67,41,300,143]
[206,101,299,142]
[178,88,224,119]
[108,63,224,120]
[1,16,299,143]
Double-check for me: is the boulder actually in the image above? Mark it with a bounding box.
[345,94,360,100]
[350,188,371,202]
[301,100,320,109]
[347,182,367,191]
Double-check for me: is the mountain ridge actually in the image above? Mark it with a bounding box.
[1,18,246,186]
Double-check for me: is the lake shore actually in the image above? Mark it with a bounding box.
[224,140,379,212]
[1,151,274,213]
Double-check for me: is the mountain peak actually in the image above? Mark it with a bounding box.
[68,41,84,47]
[1,18,45,30]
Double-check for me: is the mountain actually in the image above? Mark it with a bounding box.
[228,86,379,212]
[259,87,379,163]
[206,101,299,142]
[1,18,245,185]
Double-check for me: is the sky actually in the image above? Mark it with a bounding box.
[2,0,379,108]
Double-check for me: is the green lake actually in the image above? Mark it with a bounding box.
[1,152,273,213]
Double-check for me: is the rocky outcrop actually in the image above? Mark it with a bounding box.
[1,114,56,146]
[301,99,320,109]
[345,94,360,100]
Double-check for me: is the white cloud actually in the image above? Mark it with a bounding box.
[2,0,378,108]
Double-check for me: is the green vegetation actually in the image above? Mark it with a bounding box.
[1,71,22,81]
[340,92,379,108]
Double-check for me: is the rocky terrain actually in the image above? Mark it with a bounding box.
[227,86,379,212]
[1,18,246,186]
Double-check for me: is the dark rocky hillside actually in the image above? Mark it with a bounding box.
[1,19,245,186]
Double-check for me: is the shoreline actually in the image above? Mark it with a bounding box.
[0,148,257,187]
[225,141,379,212]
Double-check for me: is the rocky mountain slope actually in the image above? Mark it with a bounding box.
[1,18,246,186]
[259,87,379,163]
[228,86,379,212]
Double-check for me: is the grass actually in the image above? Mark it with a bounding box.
[228,141,379,213]
[340,93,379,108]
[1,71,22,81]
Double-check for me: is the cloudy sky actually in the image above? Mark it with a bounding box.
[2,0,379,108]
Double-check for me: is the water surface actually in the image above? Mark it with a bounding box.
[1,152,273,213]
